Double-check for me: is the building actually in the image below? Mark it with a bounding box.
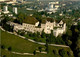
[0,0,9,2]
[0,0,4,2]
[7,20,66,37]
[18,0,23,3]
[3,6,9,14]
[26,8,33,11]
[8,13,13,17]
[0,5,1,15]
[0,11,1,15]
[43,21,54,34]
[45,1,60,14]
[0,0,14,2]
[3,6,8,11]
[12,0,16,2]
[13,7,18,14]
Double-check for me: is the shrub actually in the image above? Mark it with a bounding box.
[59,49,66,57]
[38,47,42,52]
[77,52,80,57]
[1,45,5,49]
[3,55,6,57]
[53,49,58,55]
[33,50,36,55]
[8,46,12,51]
[67,51,71,57]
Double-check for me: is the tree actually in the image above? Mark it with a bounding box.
[20,31,25,36]
[33,50,36,55]
[33,12,42,22]
[32,33,37,38]
[17,13,25,24]
[67,40,72,46]
[38,47,42,52]
[76,38,80,49]
[48,30,55,43]
[52,49,58,55]
[75,37,80,57]
[1,17,13,32]
[77,22,80,30]
[46,38,49,43]
[8,46,12,57]
[36,32,40,38]
[67,51,73,57]
[1,45,5,49]
[45,41,49,53]
[59,49,66,57]
[8,46,12,51]
[1,16,10,26]
[67,51,70,57]
[41,30,45,38]
[75,29,79,33]
[56,36,65,45]
[77,52,80,57]
[3,55,6,57]
[70,25,80,57]
[67,30,72,37]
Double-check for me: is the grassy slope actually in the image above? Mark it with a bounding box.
[1,30,74,57]
[1,49,49,57]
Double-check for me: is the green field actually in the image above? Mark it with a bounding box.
[1,30,74,57]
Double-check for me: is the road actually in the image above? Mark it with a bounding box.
[0,26,69,48]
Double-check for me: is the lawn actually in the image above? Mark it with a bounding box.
[24,34,46,43]
[1,30,43,53]
[1,29,74,57]
[1,49,49,57]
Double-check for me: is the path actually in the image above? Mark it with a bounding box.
[5,49,33,55]
[12,51,34,55]
[5,49,47,55]
[0,26,69,48]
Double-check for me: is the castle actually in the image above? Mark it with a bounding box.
[7,20,66,37]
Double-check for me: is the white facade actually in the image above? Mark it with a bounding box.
[3,6,9,14]
[44,21,54,34]
[13,0,16,2]
[49,4,53,9]
[3,6,8,11]
[0,0,9,2]
[8,14,13,17]
[0,12,1,15]
[0,0,4,1]
[13,7,18,14]
[35,22,39,26]
[53,23,66,37]
[18,0,23,3]
[0,9,2,15]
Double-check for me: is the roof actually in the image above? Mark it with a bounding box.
[55,19,65,23]
[23,16,38,25]
[46,18,54,22]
